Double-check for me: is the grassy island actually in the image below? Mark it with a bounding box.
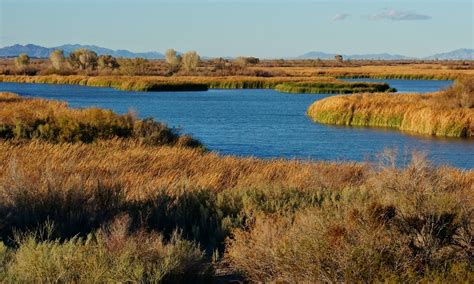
[274,81,395,94]
[0,92,472,282]
[307,77,474,137]
[0,92,202,147]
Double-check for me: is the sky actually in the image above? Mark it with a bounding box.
[0,0,473,58]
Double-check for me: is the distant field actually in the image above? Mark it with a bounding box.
[1,57,473,79]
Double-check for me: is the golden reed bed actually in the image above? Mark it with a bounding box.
[308,77,474,137]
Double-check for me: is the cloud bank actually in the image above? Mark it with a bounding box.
[367,10,432,21]
[332,13,350,21]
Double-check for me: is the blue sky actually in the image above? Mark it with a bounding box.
[1,0,472,57]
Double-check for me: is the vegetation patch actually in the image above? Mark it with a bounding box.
[0,140,472,282]
[0,89,472,282]
[0,92,202,147]
[307,77,474,137]
[274,81,395,94]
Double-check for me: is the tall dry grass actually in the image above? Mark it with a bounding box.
[0,92,472,282]
[262,64,474,79]
[0,92,201,147]
[274,81,395,94]
[307,77,474,137]
[0,74,395,93]
[0,75,327,91]
[0,140,472,282]
[225,153,474,282]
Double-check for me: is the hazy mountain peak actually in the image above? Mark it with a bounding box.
[0,44,164,59]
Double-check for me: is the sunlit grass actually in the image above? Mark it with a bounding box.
[307,77,474,137]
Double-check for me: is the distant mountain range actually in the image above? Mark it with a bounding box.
[0,44,164,59]
[297,49,473,60]
[0,44,472,60]
[423,49,474,60]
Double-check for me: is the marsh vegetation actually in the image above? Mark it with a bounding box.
[0,93,472,282]
[307,77,474,137]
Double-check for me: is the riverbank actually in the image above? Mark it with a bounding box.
[274,81,395,94]
[307,78,474,137]
[0,92,202,147]
[0,93,473,282]
[0,74,393,93]
[0,74,328,92]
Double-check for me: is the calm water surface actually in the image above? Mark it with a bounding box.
[1,79,472,168]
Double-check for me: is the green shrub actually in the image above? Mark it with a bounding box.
[4,218,212,283]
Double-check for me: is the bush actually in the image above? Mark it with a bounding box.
[3,217,212,283]
[225,154,474,282]
[14,53,30,70]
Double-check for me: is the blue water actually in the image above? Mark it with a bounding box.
[1,79,473,169]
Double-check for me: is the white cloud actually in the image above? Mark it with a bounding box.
[332,13,350,21]
[367,9,431,21]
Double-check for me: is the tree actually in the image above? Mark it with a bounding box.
[98,55,120,70]
[68,49,98,70]
[182,51,200,72]
[165,49,182,73]
[235,56,260,68]
[14,53,30,70]
[49,49,65,70]
[119,58,148,75]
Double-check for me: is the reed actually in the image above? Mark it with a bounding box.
[0,140,472,282]
[0,75,354,92]
[0,92,472,282]
[274,81,395,94]
[0,75,209,92]
[307,78,474,137]
[0,92,202,147]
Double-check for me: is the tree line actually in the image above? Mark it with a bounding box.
[13,48,204,75]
